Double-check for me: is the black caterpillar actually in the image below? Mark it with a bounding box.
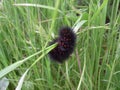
[48,26,76,63]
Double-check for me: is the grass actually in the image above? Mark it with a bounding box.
[0,0,120,90]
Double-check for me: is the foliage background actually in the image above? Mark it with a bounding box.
[0,0,120,90]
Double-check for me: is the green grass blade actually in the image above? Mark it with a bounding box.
[15,69,29,90]
[0,43,57,79]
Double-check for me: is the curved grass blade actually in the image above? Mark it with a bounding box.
[13,3,62,13]
[0,43,57,79]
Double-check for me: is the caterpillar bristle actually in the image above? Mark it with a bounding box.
[48,26,76,63]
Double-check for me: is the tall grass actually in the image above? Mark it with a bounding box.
[0,0,120,90]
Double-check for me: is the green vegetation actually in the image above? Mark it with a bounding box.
[0,0,120,90]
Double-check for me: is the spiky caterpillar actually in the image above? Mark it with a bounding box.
[48,26,76,63]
